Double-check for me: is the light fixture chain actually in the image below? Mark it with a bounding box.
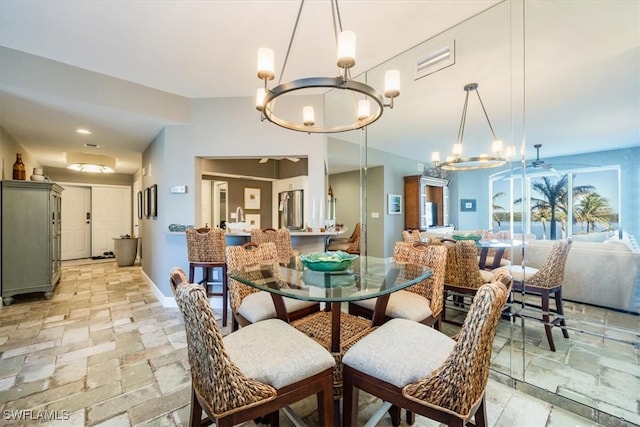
[331,0,344,38]
[457,89,471,143]
[474,87,499,140]
[278,0,305,85]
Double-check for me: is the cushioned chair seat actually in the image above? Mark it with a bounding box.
[500,265,538,282]
[224,318,336,389]
[343,318,454,388]
[350,290,433,322]
[238,291,318,324]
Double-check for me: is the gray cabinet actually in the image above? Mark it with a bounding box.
[1,181,63,305]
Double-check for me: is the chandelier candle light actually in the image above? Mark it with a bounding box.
[433,82,514,171]
[256,0,400,133]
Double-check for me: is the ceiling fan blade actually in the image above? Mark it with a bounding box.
[259,158,269,164]
[286,157,300,162]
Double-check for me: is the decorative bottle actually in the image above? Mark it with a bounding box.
[12,153,26,180]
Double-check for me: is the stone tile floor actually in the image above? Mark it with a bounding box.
[0,260,630,426]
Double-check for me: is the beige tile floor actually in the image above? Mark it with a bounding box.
[0,260,628,426]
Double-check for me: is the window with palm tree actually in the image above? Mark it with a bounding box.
[490,166,620,240]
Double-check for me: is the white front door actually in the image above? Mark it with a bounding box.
[92,186,132,256]
[61,185,92,260]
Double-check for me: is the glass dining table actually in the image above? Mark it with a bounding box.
[228,255,432,352]
[477,239,524,270]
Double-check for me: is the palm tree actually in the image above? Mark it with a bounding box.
[574,192,614,232]
[516,174,594,240]
[492,191,506,228]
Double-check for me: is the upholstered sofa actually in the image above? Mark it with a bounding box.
[511,235,640,313]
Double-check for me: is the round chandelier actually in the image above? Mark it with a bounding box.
[255,0,400,133]
[433,83,514,171]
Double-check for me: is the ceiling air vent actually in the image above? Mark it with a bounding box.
[415,40,455,80]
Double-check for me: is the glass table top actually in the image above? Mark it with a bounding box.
[228,256,432,303]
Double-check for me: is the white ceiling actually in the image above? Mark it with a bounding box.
[0,1,638,174]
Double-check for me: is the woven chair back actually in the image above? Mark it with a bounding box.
[174,282,276,418]
[186,228,226,263]
[250,228,295,265]
[169,267,188,295]
[402,229,422,243]
[225,242,280,312]
[402,275,512,420]
[346,223,363,254]
[393,241,447,318]
[450,240,485,289]
[525,238,572,288]
[429,239,484,289]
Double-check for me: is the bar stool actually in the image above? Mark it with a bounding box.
[250,227,298,265]
[185,227,228,327]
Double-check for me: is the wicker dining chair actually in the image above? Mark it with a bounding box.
[225,242,319,331]
[326,222,362,254]
[437,239,501,325]
[185,227,228,326]
[341,273,512,427]
[502,238,572,351]
[402,229,422,243]
[169,268,335,427]
[250,227,298,266]
[348,241,447,330]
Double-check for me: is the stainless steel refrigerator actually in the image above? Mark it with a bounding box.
[278,190,304,230]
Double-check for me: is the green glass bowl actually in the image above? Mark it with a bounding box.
[299,251,358,272]
[452,233,482,242]
[302,270,356,288]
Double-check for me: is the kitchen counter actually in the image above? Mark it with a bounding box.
[224,229,344,237]
[225,228,348,253]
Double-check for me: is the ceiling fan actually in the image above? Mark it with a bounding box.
[259,157,300,163]
[529,144,557,172]
[493,143,560,179]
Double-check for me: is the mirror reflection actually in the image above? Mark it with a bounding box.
[327,0,638,423]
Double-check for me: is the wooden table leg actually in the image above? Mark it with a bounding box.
[269,293,290,323]
[372,293,390,327]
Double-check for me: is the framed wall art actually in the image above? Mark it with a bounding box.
[245,214,261,230]
[144,187,150,217]
[460,198,477,212]
[137,191,143,219]
[244,187,261,210]
[150,184,158,217]
[388,194,402,215]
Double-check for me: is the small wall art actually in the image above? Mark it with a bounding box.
[244,187,261,210]
[388,194,402,215]
[460,198,477,212]
[245,213,261,230]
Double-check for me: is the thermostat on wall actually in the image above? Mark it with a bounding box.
[170,186,187,194]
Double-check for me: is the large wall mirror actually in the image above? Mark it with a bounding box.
[328,1,639,423]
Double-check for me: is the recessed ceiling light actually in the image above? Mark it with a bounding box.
[76,128,92,135]
[84,143,100,148]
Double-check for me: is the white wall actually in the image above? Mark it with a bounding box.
[142,95,327,297]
